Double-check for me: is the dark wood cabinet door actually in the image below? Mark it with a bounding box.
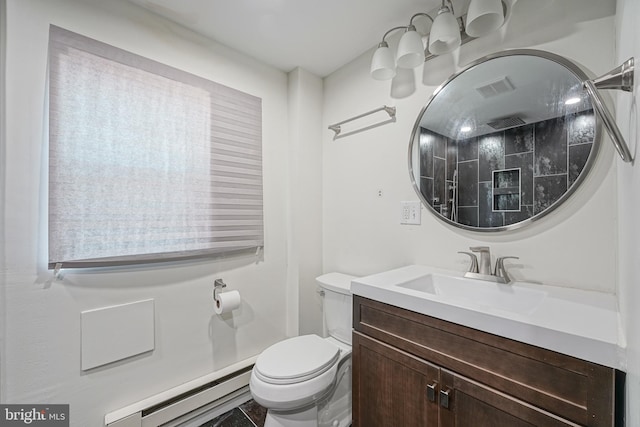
[353,332,440,427]
[438,370,580,427]
[354,295,619,426]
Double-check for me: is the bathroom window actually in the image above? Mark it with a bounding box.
[47,26,263,269]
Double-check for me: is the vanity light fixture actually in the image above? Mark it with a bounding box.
[369,0,506,81]
[397,17,432,68]
[465,0,505,37]
[370,38,397,80]
[429,1,462,55]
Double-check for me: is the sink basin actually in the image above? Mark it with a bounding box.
[397,273,547,314]
[350,264,623,369]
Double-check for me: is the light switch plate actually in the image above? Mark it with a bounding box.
[400,201,421,225]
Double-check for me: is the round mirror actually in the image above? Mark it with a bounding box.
[409,49,600,231]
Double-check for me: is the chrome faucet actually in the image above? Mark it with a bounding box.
[470,246,492,275]
[458,246,519,284]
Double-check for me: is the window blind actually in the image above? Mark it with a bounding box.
[48,25,263,268]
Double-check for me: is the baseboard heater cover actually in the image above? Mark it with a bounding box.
[105,356,257,427]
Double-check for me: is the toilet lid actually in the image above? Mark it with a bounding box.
[254,335,340,385]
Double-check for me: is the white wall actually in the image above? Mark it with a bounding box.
[2,0,635,423]
[1,0,292,425]
[615,0,640,423]
[322,0,619,293]
[287,68,325,336]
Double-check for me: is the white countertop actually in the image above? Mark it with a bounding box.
[351,265,626,370]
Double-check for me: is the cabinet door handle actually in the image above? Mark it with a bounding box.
[426,382,438,402]
[439,389,451,409]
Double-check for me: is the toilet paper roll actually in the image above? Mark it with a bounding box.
[214,290,241,314]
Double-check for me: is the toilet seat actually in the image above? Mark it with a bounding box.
[254,335,340,385]
[250,335,350,411]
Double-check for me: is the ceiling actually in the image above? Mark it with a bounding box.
[124,0,459,77]
[115,0,617,78]
[420,53,591,139]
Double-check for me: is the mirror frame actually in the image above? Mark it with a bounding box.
[408,49,601,232]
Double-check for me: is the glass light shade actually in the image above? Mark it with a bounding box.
[370,43,396,80]
[465,0,504,37]
[428,8,461,55]
[396,27,425,68]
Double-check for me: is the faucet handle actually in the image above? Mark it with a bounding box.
[458,251,479,273]
[494,256,519,283]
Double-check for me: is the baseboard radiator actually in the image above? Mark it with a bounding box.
[105,357,256,427]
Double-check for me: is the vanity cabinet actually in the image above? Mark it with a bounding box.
[352,296,622,427]
[355,333,439,426]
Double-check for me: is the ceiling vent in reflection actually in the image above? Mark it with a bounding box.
[486,116,526,130]
[475,76,514,98]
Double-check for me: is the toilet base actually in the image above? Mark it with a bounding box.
[264,406,317,427]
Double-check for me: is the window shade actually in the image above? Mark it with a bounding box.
[48,26,263,268]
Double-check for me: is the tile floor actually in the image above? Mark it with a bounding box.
[199,399,267,427]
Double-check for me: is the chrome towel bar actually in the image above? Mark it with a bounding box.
[328,105,396,139]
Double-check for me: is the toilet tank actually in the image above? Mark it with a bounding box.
[316,272,356,345]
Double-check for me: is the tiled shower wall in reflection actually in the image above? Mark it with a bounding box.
[418,110,594,228]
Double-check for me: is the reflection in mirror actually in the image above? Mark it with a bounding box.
[410,50,599,231]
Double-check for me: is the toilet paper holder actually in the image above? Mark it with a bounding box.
[213,278,227,301]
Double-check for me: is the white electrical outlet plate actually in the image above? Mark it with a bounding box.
[400,201,421,225]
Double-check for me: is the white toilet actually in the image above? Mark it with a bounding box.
[250,272,355,427]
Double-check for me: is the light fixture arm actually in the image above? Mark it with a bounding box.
[445,0,456,15]
[379,26,409,45]
[378,13,434,46]
[583,57,635,163]
[436,0,457,15]
[409,12,434,26]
